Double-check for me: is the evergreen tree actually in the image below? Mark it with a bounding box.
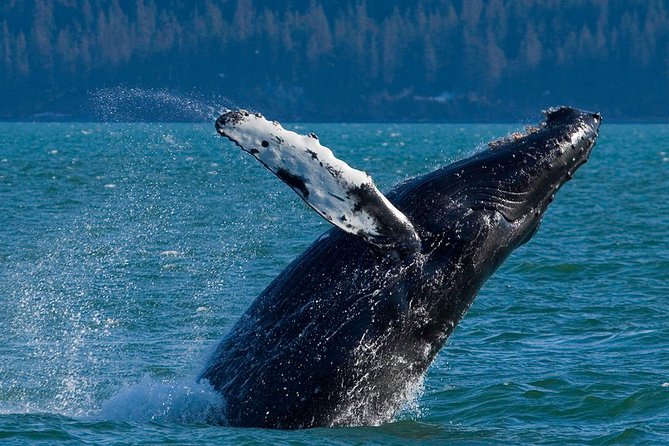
[0,0,668,120]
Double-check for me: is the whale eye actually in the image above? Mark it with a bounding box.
[261,140,269,147]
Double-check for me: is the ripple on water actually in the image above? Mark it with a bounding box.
[0,122,668,444]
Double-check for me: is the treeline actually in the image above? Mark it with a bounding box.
[1,0,669,121]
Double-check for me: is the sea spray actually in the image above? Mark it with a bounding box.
[91,87,235,122]
[99,376,226,424]
[0,116,271,421]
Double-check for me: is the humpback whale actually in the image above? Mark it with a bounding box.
[200,107,601,429]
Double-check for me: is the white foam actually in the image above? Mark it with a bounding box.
[99,376,226,424]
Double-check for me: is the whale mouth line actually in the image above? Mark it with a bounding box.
[466,192,528,224]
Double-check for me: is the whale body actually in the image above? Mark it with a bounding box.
[200,107,601,429]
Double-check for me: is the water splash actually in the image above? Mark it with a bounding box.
[91,87,235,122]
[0,118,261,422]
[99,376,225,424]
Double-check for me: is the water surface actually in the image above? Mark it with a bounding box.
[0,122,667,444]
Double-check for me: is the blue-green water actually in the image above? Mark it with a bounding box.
[0,121,668,445]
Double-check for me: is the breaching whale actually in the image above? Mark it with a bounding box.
[200,107,601,429]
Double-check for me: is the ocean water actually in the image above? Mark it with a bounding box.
[0,120,668,445]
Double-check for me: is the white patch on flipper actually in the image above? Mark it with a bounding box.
[216,110,419,252]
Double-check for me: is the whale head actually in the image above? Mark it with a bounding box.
[395,106,601,271]
[477,106,601,245]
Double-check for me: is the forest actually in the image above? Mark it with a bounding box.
[1,0,668,121]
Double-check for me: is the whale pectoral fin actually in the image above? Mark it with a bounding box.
[216,110,421,253]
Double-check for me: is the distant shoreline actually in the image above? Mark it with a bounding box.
[2,117,669,125]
